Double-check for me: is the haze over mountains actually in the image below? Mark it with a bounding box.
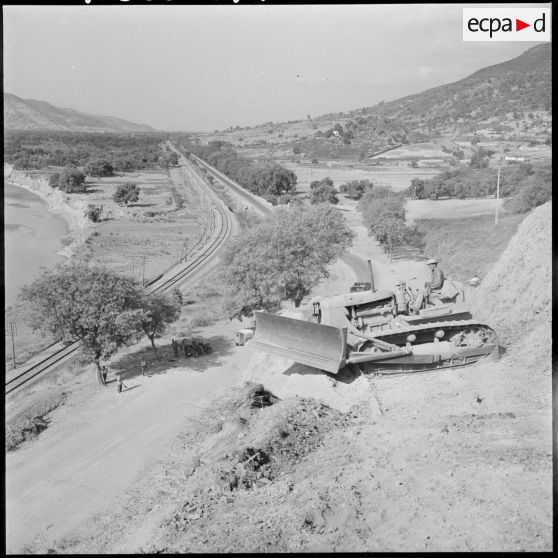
[4,44,551,141]
[4,93,154,133]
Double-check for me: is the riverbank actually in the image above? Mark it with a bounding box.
[4,164,90,260]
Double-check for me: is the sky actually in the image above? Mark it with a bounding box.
[3,3,549,131]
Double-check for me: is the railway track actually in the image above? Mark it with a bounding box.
[181,145,370,284]
[177,146,272,217]
[5,152,233,396]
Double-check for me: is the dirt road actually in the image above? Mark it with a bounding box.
[5,322,255,553]
[4,191,458,554]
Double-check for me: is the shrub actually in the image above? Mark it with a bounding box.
[85,204,103,222]
[339,179,373,200]
[113,183,140,205]
[50,166,88,193]
[84,159,114,177]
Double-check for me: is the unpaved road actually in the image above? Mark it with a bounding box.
[4,188,436,553]
[5,323,255,553]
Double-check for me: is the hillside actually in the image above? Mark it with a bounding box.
[27,202,552,553]
[4,93,154,133]
[361,43,551,135]
[202,44,551,161]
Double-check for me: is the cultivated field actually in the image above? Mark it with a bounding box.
[283,162,440,192]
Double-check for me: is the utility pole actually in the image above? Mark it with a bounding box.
[495,142,503,225]
[182,236,188,261]
[141,254,146,288]
[6,322,17,367]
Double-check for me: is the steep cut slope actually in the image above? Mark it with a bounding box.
[4,93,154,132]
[471,201,552,347]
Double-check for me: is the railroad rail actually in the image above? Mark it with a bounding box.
[5,151,233,396]
[175,146,272,217]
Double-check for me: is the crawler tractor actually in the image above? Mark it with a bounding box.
[250,274,499,376]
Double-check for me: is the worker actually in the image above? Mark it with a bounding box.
[413,258,445,312]
[116,374,127,394]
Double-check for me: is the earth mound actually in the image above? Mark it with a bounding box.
[471,201,552,348]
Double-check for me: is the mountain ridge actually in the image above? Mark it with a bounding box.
[4,93,155,133]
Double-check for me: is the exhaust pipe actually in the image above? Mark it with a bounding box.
[367,260,375,293]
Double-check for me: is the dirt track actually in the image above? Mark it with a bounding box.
[5,323,254,553]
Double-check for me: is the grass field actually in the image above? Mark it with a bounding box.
[406,197,508,223]
[415,212,526,282]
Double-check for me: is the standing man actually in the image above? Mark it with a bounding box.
[116,374,127,394]
[140,357,148,376]
[413,258,445,312]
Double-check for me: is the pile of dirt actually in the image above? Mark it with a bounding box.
[154,382,353,550]
[471,202,552,348]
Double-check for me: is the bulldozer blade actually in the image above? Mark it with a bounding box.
[251,311,347,374]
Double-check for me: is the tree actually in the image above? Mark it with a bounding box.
[85,159,114,177]
[49,173,61,189]
[50,166,88,193]
[19,263,146,385]
[117,291,181,354]
[340,179,373,200]
[409,178,427,199]
[505,175,552,213]
[359,195,406,235]
[220,204,354,317]
[309,179,339,205]
[113,183,140,205]
[252,164,297,203]
[310,177,333,190]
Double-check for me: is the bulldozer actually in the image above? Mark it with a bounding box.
[249,264,499,376]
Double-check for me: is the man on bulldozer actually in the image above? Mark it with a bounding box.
[413,257,445,312]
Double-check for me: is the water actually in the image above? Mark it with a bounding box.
[4,183,69,308]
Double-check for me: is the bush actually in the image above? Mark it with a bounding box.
[358,188,421,255]
[50,166,88,193]
[85,204,103,222]
[84,159,114,177]
[6,391,67,452]
[113,183,140,205]
[309,178,338,205]
[504,178,552,213]
[339,179,373,200]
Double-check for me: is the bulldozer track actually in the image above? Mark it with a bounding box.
[374,318,495,340]
[6,147,233,397]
